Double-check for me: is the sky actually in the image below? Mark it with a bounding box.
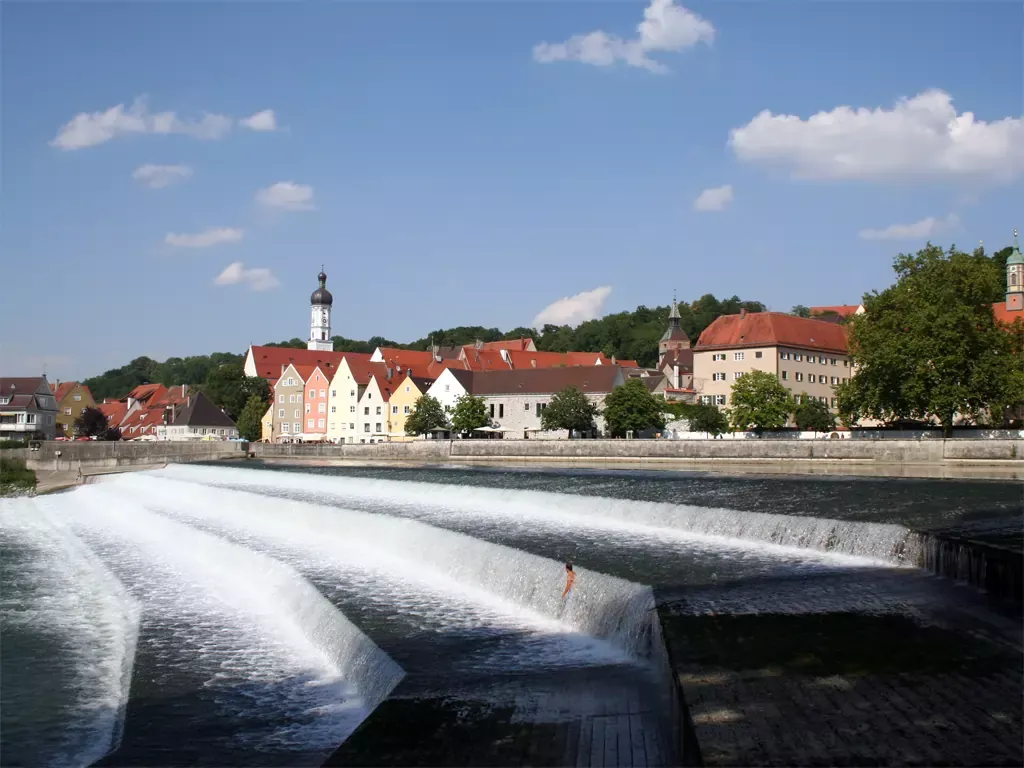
[3,1,1022,381]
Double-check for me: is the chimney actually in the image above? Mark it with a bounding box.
[611,355,616,364]
[475,339,483,350]
[386,367,393,381]
[181,384,186,397]
[740,308,747,319]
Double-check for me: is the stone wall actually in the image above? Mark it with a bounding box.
[13,441,248,471]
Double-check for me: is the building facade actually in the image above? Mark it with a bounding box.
[300,365,330,438]
[388,375,434,441]
[0,377,59,440]
[271,364,308,441]
[53,381,96,438]
[325,355,378,443]
[156,391,239,441]
[425,368,473,416]
[693,311,851,410]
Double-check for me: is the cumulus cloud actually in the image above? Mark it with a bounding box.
[533,286,613,328]
[533,0,714,74]
[859,214,959,241]
[132,163,193,189]
[214,262,280,292]
[239,109,277,131]
[164,227,244,248]
[256,181,316,211]
[693,184,733,211]
[729,90,1024,183]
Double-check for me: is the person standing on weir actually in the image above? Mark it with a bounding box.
[562,562,576,599]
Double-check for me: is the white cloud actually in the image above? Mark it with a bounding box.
[214,262,280,292]
[50,97,276,150]
[256,181,316,211]
[240,109,277,132]
[533,0,714,74]
[164,227,244,248]
[859,214,959,241]
[533,286,613,328]
[132,163,193,189]
[693,184,733,211]
[729,90,1024,183]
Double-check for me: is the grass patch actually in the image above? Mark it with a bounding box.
[661,612,1015,678]
[0,457,36,496]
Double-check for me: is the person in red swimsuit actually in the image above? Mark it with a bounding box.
[562,562,576,599]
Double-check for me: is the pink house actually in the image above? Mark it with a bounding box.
[298,364,330,438]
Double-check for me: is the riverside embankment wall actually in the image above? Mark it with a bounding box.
[8,437,1024,472]
[249,438,1024,465]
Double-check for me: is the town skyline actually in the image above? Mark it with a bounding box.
[3,2,1021,381]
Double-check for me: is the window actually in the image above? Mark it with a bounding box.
[367,393,372,400]
[375,423,382,433]
[405,386,410,392]
[364,424,370,432]
[715,394,726,406]
[331,390,336,397]
[795,354,803,361]
[525,403,530,411]
[350,423,354,430]
[780,352,790,360]
[499,404,504,418]
[350,390,355,397]
[489,404,495,417]
[781,371,788,381]
[64,407,72,415]
[734,352,744,361]
[364,407,369,415]
[404,405,411,414]
[392,405,398,414]
[831,397,837,407]
[830,358,837,366]
[445,385,450,392]
[733,372,742,380]
[279,409,285,418]
[376,406,381,415]
[331,406,336,413]
[0,396,8,405]
[318,418,325,428]
[307,419,314,429]
[808,374,817,384]
[820,358,827,366]
[289,394,295,403]
[282,422,290,432]
[700,395,712,405]
[319,389,325,398]
[308,390,315,398]
[712,372,726,381]
[331,422,335,431]
[73,394,81,401]
[318,403,326,413]
[712,353,726,362]
[535,403,542,417]
[808,355,816,364]
[755,351,763,359]
[294,409,300,418]
[293,422,300,432]
[796,372,804,382]
[350,405,356,413]
[830,376,839,385]
[305,404,311,414]
[278,394,283,403]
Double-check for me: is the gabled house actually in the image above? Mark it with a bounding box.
[157,391,238,441]
[271,364,309,441]
[356,372,401,443]
[299,365,331,439]
[325,355,383,444]
[53,381,96,438]
[425,368,475,415]
[387,374,436,441]
[0,377,59,440]
[243,344,345,390]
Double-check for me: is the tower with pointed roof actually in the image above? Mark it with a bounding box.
[308,267,334,352]
[1006,229,1023,313]
[659,293,691,367]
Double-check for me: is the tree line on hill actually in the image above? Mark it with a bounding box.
[82,293,765,403]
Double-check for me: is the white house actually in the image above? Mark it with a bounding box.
[425,368,474,416]
[156,391,238,441]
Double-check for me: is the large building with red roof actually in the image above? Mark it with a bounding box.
[693,310,852,409]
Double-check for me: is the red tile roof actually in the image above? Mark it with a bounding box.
[123,383,167,404]
[660,348,695,373]
[992,303,1024,327]
[810,305,862,318]
[153,385,190,407]
[503,350,608,369]
[459,347,510,372]
[98,401,128,426]
[468,365,624,396]
[248,346,354,384]
[53,382,78,402]
[479,338,535,351]
[616,359,640,368]
[696,312,849,354]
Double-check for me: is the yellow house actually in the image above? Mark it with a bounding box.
[261,404,274,442]
[388,374,436,441]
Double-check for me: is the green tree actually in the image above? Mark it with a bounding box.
[450,394,489,435]
[201,364,270,420]
[404,395,448,436]
[236,395,267,442]
[687,404,730,436]
[791,305,812,318]
[794,395,837,432]
[602,379,666,437]
[839,244,1024,436]
[541,386,601,437]
[728,370,794,432]
[74,406,109,438]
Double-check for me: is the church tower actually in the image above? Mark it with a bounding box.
[308,268,334,351]
[1006,229,1023,313]
[659,293,691,367]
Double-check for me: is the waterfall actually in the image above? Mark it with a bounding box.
[100,472,658,663]
[0,498,140,768]
[37,486,404,762]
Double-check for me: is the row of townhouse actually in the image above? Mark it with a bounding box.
[98,383,239,440]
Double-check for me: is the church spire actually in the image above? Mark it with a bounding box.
[1005,228,1023,313]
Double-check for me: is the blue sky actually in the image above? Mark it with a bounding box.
[3,1,1021,380]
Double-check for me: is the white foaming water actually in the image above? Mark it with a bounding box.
[100,472,655,665]
[47,485,404,760]
[161,464,909,567]
[0,497,139,768]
